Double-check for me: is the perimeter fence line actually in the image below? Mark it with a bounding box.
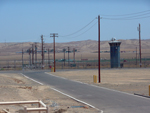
[0,57,150,70]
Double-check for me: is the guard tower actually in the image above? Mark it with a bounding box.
[109,38,121,68]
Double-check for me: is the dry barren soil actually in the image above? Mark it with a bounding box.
[49,68,150,96]
[0,73,98,113]
[0,68,150,113]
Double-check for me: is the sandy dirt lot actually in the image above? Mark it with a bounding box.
[49,68,150,96]
[0,73,98,113]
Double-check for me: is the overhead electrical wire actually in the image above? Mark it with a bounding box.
[102,15,150,20]
[59,17,97,37]
[12,10,149,43]
[101,10,150,17]
[59,10,150,39]
[101,10,150,20]
[67,21,98,39]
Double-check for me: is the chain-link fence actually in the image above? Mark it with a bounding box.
[0,57,150,71]
[0,52,150,70]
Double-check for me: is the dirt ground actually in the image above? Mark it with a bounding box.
[0,68,150,113]
[49,68,150,96]
[0,73,98,113]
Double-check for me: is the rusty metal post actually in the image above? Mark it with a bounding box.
[98,15,101,83]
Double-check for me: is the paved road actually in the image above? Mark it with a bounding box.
[23,71,150,113]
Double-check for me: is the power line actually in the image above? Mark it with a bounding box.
[63,21,98,39]
[102,15,150,20]
[101,10,150,20]
[59,17,97,37]
[101,10,150,17]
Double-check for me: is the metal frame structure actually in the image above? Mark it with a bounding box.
[0,100,49,113]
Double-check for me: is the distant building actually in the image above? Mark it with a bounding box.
[109,38,121,68]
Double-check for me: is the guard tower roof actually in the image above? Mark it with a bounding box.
[109,41,121,44]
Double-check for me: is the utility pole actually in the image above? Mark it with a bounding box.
[22,49,24,68]
[50,33,58,72]
[48,48,50,67]
[68,47,70,66]
[35,43,37,68]
[136,47,137,65]
[41,35,44,69]
[138,24,142,67]
[44,47,45,64]
[29,48,31,66]
[73,48,75,64]
[32,44,34,65]
[63,49,66,66]
[98,15,101,83]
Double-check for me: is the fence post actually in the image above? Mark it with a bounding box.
[24,106,27,113]
[46,106,49,113]
[39,103,41,113]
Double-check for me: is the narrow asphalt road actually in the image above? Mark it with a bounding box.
[22,71,150,113]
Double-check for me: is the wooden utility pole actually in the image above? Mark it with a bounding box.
[98,15,101,83]
[32,44,34,65]
[41,35,44,69]
[22,49,24,68]
[63,49,66,66]
[50,33,58,72]
[48,48,50,67]
[35,43,37,68]
[136,47,137,65]
[73,48,75,64]
[68,47,70,66]
[29,48,31,66]
[138,24,142,67]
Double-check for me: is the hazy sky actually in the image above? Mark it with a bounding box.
[0,0,150,43]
